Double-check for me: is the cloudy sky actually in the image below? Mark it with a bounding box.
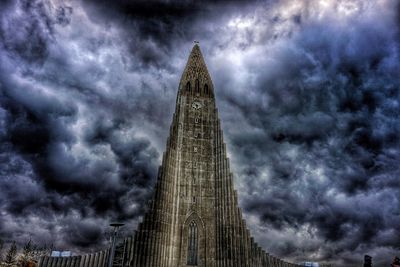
[0,0,399,266]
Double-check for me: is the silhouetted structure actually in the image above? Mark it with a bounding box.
[364,255,372,267]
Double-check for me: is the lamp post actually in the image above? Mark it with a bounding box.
[108,223,124,267]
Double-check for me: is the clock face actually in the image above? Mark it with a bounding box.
[191,101,202,110]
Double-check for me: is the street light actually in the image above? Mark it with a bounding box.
[108,223,124,267]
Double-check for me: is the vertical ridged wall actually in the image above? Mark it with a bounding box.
[125,44,302,267]
[38,249,109,267]
[39,44,309,267]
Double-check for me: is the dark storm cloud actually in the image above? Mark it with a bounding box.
[216,1,400,266]
[0,0,164,252]
[0,0,399,266]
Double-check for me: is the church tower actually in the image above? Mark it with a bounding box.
[36,44,302,267]
[123,44,299,267]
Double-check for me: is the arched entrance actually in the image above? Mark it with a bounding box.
[179,213,206,267]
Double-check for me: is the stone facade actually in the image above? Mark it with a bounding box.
[39,44,302,267]
[124,44,301,267]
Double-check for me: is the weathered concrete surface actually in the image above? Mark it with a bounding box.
[127,44,301,267]
[39,44,302,267]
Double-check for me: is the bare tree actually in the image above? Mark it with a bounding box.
[31,243,53,263]
[17,240,54,267]
[18,240,34,267]
[3,241,17,267]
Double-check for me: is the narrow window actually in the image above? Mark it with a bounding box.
[204,84,208,95]
[195,79,200,94]
[186,81,191,92]
[187,221,198,265]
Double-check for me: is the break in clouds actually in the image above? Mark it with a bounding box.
[0,0,399,266]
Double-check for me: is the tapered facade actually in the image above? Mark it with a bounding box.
[37,44,301,267]
[123,44,300,267]
[38,44,310,267]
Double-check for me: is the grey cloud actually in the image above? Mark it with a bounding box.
[0,0,400,266]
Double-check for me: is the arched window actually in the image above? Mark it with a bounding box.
[204,84,208,95]
[186,81,191,92]
[195,79,200,94]
[187,221,198,265]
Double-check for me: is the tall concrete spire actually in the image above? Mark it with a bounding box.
[179,43,214,98]
[121,45,300,267]
[37,44,302,267]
